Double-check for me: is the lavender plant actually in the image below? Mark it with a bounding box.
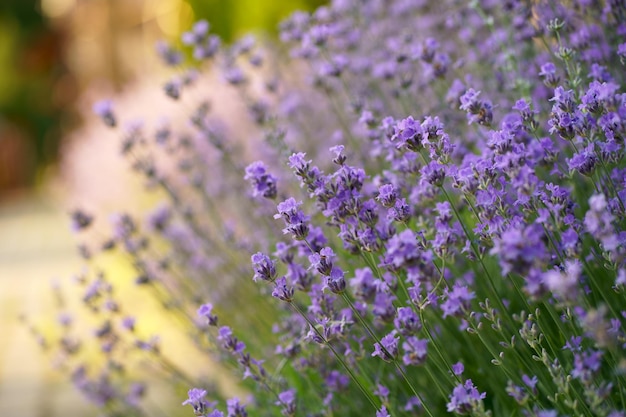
[31,1,626,416]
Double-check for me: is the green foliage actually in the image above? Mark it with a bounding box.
[185,0,326,41]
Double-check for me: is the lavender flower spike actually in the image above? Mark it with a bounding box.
[244,161,278,199]
[251,252,277,282]
[182,388,211,416]
[274,198,310,240]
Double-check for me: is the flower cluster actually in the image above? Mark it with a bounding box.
[32,2,626,417]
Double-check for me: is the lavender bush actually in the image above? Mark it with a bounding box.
[30,1,626,416]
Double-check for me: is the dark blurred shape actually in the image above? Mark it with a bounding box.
[0,0,74,193]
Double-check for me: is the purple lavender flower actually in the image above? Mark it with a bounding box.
[182,20,210,46]
[308,246,335,276]
[193,35,221,60]
[197,303,218,326]
[349,267,377,301]
[538,62,560,87]
[155,41,183,66]
[536,410,558,417]
[146,203,171,232]
[441,283,474,318]
[572,349,603,383]
[226,397,247,417]
[431,53,451,78]
[459,89,493,126]
[513,99,539,131]
[422,161,447,186]
[418,37,439,62]
[217,326,246,353]
[326,267,346,294]
[404,396,421,411]
[287,262,314,291]
[579,80,619,115]
[521,374,538,394]
[506,381,527,404]
[272,276,294,302]
[387,198,411,222]
[382,229,420,270]
[244,161,278,199]
[126,382,146,407]
[394,306,421,335]
[584,193,618,251]
[373,383,390,403]
[372,331,399,362]
[491,223,547,275]
[446,379,486,414]
[288,152,311,176]
[376,406,390,417]
[251,252,277,282]
[543,260,582,302]
[182,388,211,416]
[377,184,399,208]
[70,209,93,232]
[372,292,397,322]
[274,198,310,240]
[391,116,427,151]
[276,389,296,416]
[401,336,428,366]
[563,336,583,353]
[567,143,597,176]
[452,362,464,376]
[618,42,626,63]
[121,316,135,332]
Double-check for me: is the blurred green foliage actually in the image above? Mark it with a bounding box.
[0,0,67,188]
[186,0,327,41]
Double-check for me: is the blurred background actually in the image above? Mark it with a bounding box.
[0,0,324,416]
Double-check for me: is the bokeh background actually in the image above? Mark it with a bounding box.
[0,1,324,416]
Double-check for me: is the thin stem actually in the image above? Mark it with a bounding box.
[288,301,379,411]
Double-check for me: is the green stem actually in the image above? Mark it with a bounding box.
[288,301,379,411]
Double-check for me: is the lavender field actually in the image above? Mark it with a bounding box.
[20,1,626,416]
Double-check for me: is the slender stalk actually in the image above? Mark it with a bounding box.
[288,301,380,411]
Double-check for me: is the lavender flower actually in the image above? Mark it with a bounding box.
[391,116,424,151]
[251,252,277,282]
[70,209,93,232]
[197,303,218,326]
[244,161,278,199]
[382,229,420,270]
[543,260,582,302]
[377,184,399,208]
[226,398,247,417]
[446,379,486,414]
[459,89,493,126]
[274,198,310,240]
[401,336,428,366]
[372,331,399,362]
[182,388,212,416]
[394,306,421,335]
[40,4,626,417]
[272,276,294,302]
[276,389,296,417]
